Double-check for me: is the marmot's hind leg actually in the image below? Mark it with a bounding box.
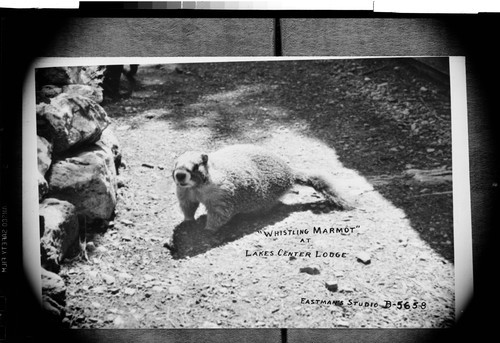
[294,170,354,210]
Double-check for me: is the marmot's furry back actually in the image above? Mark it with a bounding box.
[172,144,352,231]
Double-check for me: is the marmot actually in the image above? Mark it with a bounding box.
[172,144,353,231]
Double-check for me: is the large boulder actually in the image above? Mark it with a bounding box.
[47,144,117,221]
[37,136,52,201]
[97,127,122,174]
[36,93,110,155]
[62,84,103,104]
[39,198,80,272]
[41,267,67,323]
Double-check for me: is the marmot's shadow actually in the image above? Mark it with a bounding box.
[165,200,339,259]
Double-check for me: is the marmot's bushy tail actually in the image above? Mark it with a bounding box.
[294,170,354,210]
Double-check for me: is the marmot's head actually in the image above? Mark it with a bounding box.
[172,151,209,188]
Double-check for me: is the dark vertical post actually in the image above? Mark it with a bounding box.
[274,17,283,56]
[281,328,287,343]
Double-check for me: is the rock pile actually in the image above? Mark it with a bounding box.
[36,66,121,324]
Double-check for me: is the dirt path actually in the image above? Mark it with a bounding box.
[61,60,454,328]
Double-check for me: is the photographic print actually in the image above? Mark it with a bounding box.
[28,57,467,329]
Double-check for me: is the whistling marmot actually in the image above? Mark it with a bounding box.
[172,144,352,231]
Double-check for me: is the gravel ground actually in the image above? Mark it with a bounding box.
[60,59,454,328]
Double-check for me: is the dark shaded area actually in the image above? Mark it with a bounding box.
[167,201,341,259]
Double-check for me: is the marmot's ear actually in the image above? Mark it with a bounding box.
[201,154,208,164]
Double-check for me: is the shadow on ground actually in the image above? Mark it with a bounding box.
[166,200,340,260]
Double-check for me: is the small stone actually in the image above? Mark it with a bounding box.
[124,287,136,296]
[86,241,96,252]
[340,284,354,293]
[102,273,115,285]
[87,270,99,279]
[336,319,350,327]
[120,219,134,226]
[121,235,132,242]
[141,163,155,169]
[93,286,106,294]
[325,279,339,292]
[300,266,321,275]
[356,252,371,264]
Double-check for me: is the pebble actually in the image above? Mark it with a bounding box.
[356,252,371,265]
[93,286,106,294]
[300,266,321,275]
[325,279,339,292]
[87,270,99,279]
[336,319,350,328]
[86,241,96,252]
[102,273,116,285]
[121,235,132,242]
[124,287,136,296]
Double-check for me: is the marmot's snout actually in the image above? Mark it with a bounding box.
[173,170,189,186]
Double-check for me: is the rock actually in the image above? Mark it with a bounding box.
[335,319,350,327]
[36,67,71,87]
[124,287,136,296]
[85,241,96,253]
[97,127,122,174]
[38,173,49,201]
[41,267,66,303]
[41,268,67,323]
[63,84,104,104]
[356,252,371,265]
[47,145,117,221]
[38,136,52,175]
[37,85,63,103]
[325,279,339,292]
[37,136,52,200]
[36,93,110,154]
[101,273,116,285]
[299,265,321,275]
[39,198,80,272]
